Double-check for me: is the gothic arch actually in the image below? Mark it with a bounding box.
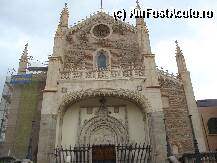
[59,88,150,115]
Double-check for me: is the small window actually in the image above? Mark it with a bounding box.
[207,118,217,134]
[97,50,107,69]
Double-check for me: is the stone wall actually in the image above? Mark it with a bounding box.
[198,106,217,151]
[159,76,194,154]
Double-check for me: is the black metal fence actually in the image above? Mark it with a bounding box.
[0,156,16,163]
[54,143,151,163]
[179,151,217,163]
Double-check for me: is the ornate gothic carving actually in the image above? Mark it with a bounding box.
[66,33,74,44]
[60,66,146,80]
[76,30,89,44]
[62,12,142,70]
[79,115,129,145]
[59,88,150,115]
[64,50,87,69]
[112,23,133,35]
[158,75,183,90]
[94,39,113,48]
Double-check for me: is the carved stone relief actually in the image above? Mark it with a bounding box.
[63,13,142,70]
[58,91,150,147]
[59,88,150,115]
[77,98,129,145]
[79,115,129,145]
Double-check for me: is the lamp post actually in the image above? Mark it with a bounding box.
[188,115,201,163]
[163,118,172,158]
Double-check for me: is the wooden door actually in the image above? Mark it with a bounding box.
[92,145,116,163]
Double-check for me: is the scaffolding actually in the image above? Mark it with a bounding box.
[0,76,12,142]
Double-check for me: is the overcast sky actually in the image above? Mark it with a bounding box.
[0,0,216,100]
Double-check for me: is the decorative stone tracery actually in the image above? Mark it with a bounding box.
[92,24,111,39]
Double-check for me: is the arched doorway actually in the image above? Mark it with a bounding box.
[56,88,151,162]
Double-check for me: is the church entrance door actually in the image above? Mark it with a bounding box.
[92,145,116,163]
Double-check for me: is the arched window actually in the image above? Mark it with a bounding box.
[97,51,107,69]
[207,118,217,134]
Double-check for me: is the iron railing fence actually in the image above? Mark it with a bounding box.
[54,143,151,163]
[0,156,16,163]
[179,151,217,163]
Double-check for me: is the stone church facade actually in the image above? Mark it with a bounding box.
[0,3,207,163]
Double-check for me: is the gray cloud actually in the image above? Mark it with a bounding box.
[0,0,216,100]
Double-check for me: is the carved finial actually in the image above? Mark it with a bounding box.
[18,43,29,74]
[175,40,187,73]
[22,43,28,58]
[175,40,183,55]
[56,3,69,36]
[135,0,146,28]
[59,3,69,27]
[62,3,69,17]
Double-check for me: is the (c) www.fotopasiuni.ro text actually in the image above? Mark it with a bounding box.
[113,8,214,21]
